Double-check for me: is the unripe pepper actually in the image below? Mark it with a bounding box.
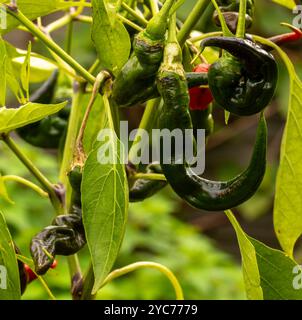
[30,167,85,275]
[213,0,254,33]
[157,15,267,211]
[112,0,176,108]
[201,37,278,116]
[129,162,167,202]
[17,71,71,149]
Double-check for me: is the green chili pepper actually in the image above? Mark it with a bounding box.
[30,213,86,275]
[30,167,85,275]
[17,71,71,149]
[213,0,254,32]
[157,17,267,211]
[129,162,167,202]
[112,0,176,108]
[200,37,278,116]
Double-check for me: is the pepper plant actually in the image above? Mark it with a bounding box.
[0,0,302,300]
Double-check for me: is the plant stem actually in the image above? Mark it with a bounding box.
[2,175,49,198]
[1,134,63,214]
[101,262,184,300]
[65,18,74,54]
[133,173,167,181]
[80,264,96,300]
[59,83,83,195]
[121,2,148,26]
[76,14,144,32]
[5,5,95,85]
[75,71,111,161]
[236,0,247,38]
[149,0,159,16]
[128,98,161,165]
[177,0,210,47]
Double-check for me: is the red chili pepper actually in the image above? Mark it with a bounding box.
[189,63,213,111]
[268,26,302,46]
[24,260,58,283]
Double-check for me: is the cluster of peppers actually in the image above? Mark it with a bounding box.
[18,0,283,283]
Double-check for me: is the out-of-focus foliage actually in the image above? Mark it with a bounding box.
[0,141,244,300]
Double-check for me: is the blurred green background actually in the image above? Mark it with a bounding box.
[1,0,302,299]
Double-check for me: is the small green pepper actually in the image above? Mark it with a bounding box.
[129,162,167,202]
[157,16,267,211]
[213,0,254,32]
[112,0,176,108]
[200,37,278,116]
[17,71,71,149]
[30,167,85,275]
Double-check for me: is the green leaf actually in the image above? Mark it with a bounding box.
[82,94,128,294]
[0,210,21,299]
[82,94,107,154]
[227,210,302,300]
[271,45,302,257]
[91,0,131,75]
[20,41,31,100]
[225,210,263,299]
[0,176,14,204]
[12,54,57,84]
[0,0,70,35]
[0,101,66,133]
[271,0,296,10]
[0,36,6,106]
[249,238,302,300]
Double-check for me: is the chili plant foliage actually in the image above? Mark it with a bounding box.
[0,0,301,300]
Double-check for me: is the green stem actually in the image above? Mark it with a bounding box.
[2,175,49,198]
[189,31,223,43]
[76,71,111,158]
[65,18,74,54]
[81,264,96,300]
[149,0,159,16]
[5,5,95,85]
[101,262,184,300]
[121,2,148,26]
[76,14,143,32]
[210,0,233,37]
[59,83,83,197]
[1,135,63,214]
[133,173,167,181]
[236,0,247,38]
[177,0,210,47]
[128,98,161,165]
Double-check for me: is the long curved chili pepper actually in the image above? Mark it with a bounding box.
[17,71,71,149]
[157,19,267,211]
[200,37,278,116]
[129,162,167,202]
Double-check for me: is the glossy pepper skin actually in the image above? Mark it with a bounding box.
[201,37,278,116]
[129,163,167,202]
[17,71,71,149]
[213,0,254,33]
[111,0,176,108]
[157,24,267,211]
[30,167,85,275]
